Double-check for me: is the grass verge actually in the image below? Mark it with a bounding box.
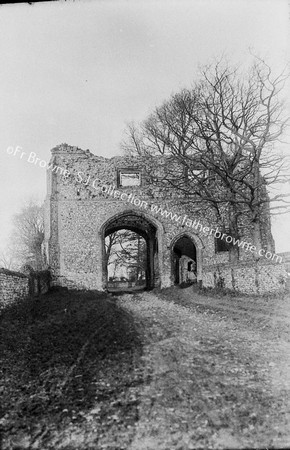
[0,289,144,450]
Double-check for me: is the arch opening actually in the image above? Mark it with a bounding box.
[103,212,159,291]
[172,235,197,285]
[105,230,147,291]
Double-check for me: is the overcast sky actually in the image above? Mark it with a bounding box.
[0,0,289,254]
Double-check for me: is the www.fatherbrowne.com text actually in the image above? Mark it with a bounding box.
[100,183,282,264]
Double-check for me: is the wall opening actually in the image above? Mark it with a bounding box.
[103,212,159,291]
[105,229,147,291]
[172,235,197,285]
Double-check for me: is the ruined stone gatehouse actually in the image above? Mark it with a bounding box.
[44,144,286,294]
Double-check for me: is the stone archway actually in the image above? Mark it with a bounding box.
[170,232,204,285]
[101,211,160,291]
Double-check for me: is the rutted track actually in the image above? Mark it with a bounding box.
[1,287,290,449]
[118,288,290,449]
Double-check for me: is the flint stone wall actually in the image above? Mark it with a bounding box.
[0,269,51,310]
[202,261,287,294]
[0,269,29,309]
[44,144,283,294]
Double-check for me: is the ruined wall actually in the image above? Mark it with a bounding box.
[44,144,280,293]
[202,261,287,295]
[0,269,29,309]
[43,145,202,289]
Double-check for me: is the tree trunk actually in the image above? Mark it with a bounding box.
[252,220,262,259]
[228,203,239,264]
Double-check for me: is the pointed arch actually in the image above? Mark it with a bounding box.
[100,209,164,291]
[170,231,204,284]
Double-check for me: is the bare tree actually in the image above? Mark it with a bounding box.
[123,58,290,261]
[104,231,120,267]
[10,199,45,270]
[0,247,17,270]
[105,230,146,280]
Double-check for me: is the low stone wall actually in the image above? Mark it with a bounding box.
[0,268,52,310]
[202,261,287,295]
[0,268,29,309]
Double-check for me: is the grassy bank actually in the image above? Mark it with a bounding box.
[0,289,144,449]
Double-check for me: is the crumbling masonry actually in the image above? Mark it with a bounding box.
[44,144,287,294]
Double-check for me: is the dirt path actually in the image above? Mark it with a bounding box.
[2,287,290,449]
[118,288,290,449]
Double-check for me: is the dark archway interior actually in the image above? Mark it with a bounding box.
[172,236,196,285]
[104,213,158,291]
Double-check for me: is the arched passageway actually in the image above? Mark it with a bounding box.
[102,212,159,291]
[105,230,147,291]
[172,235,197,285]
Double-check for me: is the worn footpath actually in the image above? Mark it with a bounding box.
[118,287,290,449]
